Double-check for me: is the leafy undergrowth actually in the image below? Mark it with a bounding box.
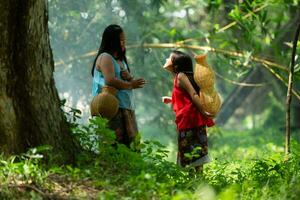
[1,117,300,199]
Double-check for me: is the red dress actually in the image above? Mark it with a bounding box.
[171,75,214,131]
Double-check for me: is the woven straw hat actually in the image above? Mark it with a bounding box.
[90,86,119,120]
[193,54,222,116]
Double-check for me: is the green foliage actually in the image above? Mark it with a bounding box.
[60,98,82,128]
[72,116,115,153]
[0,147,50,199]
[0,146,50,185]
[1,115,300,199]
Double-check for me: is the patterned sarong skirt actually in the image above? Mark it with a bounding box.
[177,126,210,167]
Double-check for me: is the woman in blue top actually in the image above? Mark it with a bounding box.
[91,24,145,147]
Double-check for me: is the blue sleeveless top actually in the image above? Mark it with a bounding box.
[92,53,134,110]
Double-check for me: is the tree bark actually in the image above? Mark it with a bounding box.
[0,1,75,163]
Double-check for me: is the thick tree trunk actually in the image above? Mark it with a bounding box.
[0,1,75,162]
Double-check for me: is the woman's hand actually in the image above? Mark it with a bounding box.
[130,78,146,89]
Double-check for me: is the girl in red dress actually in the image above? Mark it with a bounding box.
[162,50,214,171]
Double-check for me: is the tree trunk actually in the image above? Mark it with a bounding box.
[215,68,266,125]
[0,1,75,163]
[285,20,300,154]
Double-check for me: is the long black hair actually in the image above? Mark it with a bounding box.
[91,24,129,76]
[171,50,200,93]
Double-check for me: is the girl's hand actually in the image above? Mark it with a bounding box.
[162,96,172,104]
[121,69,133,81]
